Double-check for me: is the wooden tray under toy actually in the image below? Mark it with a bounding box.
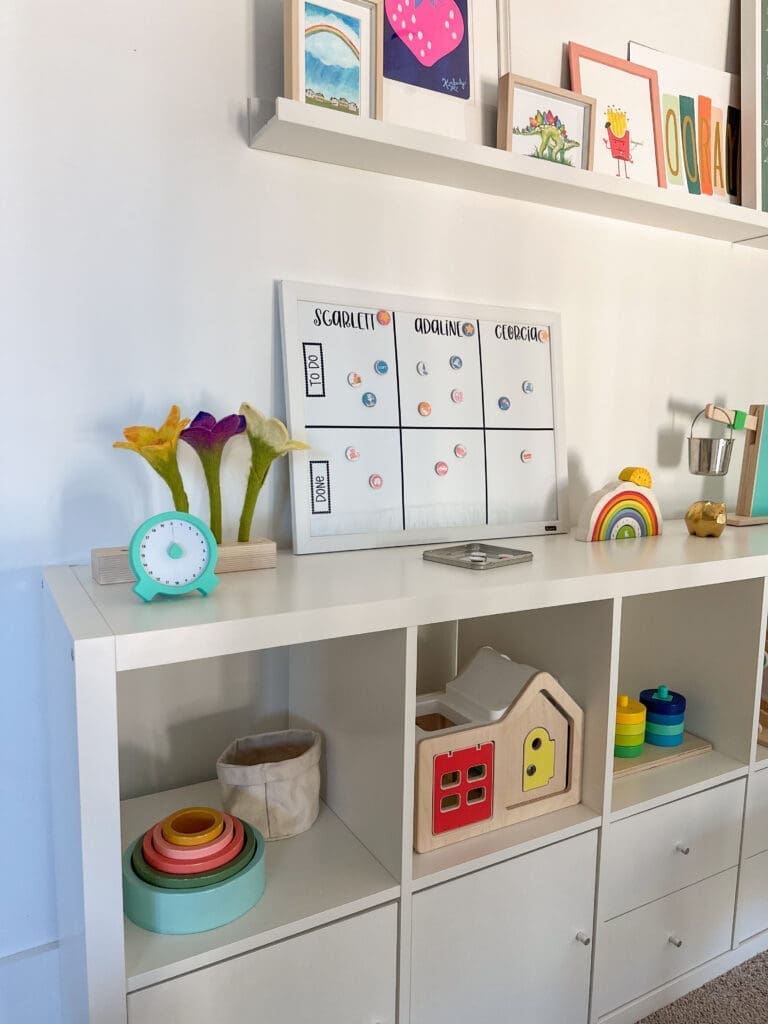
[613,731,712,778]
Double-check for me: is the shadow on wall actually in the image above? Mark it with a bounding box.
[0,569,56,960]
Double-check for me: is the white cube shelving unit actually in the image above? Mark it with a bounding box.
[44,521,768,1024]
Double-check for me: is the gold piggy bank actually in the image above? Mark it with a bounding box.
[685,501,727,538]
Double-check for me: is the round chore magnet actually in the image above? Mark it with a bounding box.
[454,444,467,459]
[346,372,362,388]
[449,355,463,370]
[520,450,533,463]
[161,807,223,847]
[416,361,429,376]
[369,474,383,490]
[522,380,535,394]
[362,392,377,408]
[345,446,360,462]
[451,389,464,404]
[374,360,388,375]
[498,396,511,411]
[418,401,432,417]
[435,461,449,477]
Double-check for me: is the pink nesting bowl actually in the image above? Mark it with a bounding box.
[142,816,245,875]
[151,813,235,861]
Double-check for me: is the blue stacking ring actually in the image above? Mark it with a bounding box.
[646,710,685,726]
[645,732,684,747]
[639,687,686,716]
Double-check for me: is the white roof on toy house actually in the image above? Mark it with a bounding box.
[447,646,542,722]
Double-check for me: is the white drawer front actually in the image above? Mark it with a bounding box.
[596,868,736,1017]
[411,831,597,1024]
[744,768,768,859]
[128,904,397,1024]
[736,850,768,942]
[602,780,744,920]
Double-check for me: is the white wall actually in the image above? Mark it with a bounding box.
[1,0,762,1019]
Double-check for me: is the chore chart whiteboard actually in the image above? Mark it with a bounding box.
[279,281,568,554]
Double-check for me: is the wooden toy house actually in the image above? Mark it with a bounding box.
[414,648,584,853]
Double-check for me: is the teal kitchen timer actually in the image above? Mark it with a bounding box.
[129,511,219,602]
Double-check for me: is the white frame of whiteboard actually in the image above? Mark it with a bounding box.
[279,280,568,554]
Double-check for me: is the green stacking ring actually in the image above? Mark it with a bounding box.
[615,744,644,758]
[614,732,646,747]
[614,722,646,737]
[644,721,685,737]
[132,819,256,890]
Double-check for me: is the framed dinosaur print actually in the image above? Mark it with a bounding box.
[498,73,596,171]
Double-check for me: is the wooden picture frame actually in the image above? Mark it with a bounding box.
[569,42,667,189]
[284,0,384,120]
[497,72,596,171]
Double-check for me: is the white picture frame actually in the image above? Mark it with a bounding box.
[381,0,500,145]
[279,280,568,554]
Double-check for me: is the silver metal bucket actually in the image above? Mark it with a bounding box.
[688,408,733,476]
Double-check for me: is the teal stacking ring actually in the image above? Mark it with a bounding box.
[644,721,685,737]
[123,821,265,934]
[646,711,685,726]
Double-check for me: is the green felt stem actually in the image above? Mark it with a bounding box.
[153,458,189,514]
[199,450,223,544]
[238,444,277,543]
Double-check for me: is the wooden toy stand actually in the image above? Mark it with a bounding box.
[414,669,583,853]
[704,404,768,525]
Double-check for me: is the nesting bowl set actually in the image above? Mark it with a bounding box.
[123,805,265,934]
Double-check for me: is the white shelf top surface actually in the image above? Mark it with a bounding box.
[121,780,399,992]
[611,750,747,820]
[249,98,768,249]
[47,521,768,669]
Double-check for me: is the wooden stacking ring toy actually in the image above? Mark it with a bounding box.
[161,806,223,846]
[132,819,257,891]
[639,686,686,747]
[152,813,235,861]
[123,821,265,934]
[144,816,244,874]
[614,694,646,759]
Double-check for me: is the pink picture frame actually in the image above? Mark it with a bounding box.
[569,42,667,189]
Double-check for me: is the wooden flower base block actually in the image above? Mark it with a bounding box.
[91,539,277,585]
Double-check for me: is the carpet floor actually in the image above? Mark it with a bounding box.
[639,950,768,1022]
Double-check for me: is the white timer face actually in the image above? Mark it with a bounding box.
[138,517,211,588]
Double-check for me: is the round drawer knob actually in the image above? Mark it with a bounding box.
[575,931,591,946]
[668,935,683,948]
[675,843,691,855]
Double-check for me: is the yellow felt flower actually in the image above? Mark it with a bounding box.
[238,403,309,541]
[114,405,191,512]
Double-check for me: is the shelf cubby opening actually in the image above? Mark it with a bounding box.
[613,579,764,818]
[412,600,611,884]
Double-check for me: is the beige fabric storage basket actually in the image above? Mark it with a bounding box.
[216,729,322,840]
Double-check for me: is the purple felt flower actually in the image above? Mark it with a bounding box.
[180,411,245,452]
[180,411,246,543]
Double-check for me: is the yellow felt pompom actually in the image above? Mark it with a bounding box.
[618,466,652,488]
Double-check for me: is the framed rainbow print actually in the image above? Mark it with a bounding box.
[284,0,384,120]
[569,42,667,189]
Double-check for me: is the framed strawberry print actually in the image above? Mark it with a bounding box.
[381,0,500,144]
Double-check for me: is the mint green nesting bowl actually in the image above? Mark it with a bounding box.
[122,820,265,934]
